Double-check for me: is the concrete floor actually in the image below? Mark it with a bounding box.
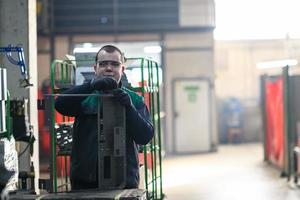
[162,143,300,200]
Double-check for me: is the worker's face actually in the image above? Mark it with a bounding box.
[94,50,124,83]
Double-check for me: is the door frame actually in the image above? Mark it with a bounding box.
[172,77,213,153]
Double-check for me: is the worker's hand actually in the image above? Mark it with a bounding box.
[90,76,118,91]
[112,89,133,107]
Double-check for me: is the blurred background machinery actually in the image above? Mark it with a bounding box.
[0,46,35,194]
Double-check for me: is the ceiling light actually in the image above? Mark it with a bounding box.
[144,46,162,54]
[256,59,298,69]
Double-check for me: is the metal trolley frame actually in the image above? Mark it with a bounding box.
[48,57,163,199]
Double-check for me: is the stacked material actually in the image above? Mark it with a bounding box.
[0,68,18,192]
[0,137,18,191]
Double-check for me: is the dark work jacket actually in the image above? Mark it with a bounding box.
[54,82,154,189]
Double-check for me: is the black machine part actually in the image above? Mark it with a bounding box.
[98,96,126,190]
[10,99,34,144]
[54,123,73,156]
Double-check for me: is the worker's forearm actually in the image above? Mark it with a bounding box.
[55,82,93,116]
[126,105,154,145]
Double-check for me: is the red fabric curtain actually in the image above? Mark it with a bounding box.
[265,77,285,168]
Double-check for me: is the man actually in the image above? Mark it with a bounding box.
[55,45,154,190]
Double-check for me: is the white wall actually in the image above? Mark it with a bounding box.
[214,39,300,142]
[164,31,216,152]
[215,39,300,99]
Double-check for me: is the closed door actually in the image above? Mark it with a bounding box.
[174,79,211,153]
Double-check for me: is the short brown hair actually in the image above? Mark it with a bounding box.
[95,45,126,63]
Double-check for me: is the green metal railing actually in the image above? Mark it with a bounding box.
[127,57,163,200]
[50,60,76,193]
[49,57,163,199]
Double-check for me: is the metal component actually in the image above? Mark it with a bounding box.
[126,58,164,199]
[38,178,51,192]
[0,101,6,134]
[54,123,73,156]
[0,69,7,136]
[37,99,45,110]
[98,96,126,190]
[8,188,147,199]
[0,46,32,88]
[283,66,293,178]
[19,171,34,190]
[49,60,76,193]
[10,99,34,143]
[44,94,55,193]
[0,68,7,100]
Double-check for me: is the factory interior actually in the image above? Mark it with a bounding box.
[1,0,300,199]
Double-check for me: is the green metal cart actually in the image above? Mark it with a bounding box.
[48,57,163,199]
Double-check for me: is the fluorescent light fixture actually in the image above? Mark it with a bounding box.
[256,59,298,69]
[73,47,99,53]
[143,46,162,54]
[82,43,93,48]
